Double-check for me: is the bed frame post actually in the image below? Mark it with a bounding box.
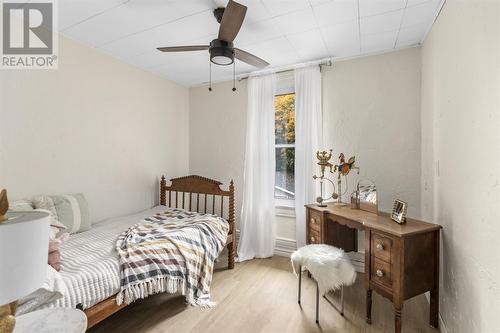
[228,180,236,269]
[160,175,166,206]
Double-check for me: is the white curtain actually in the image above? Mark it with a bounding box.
[294,66,322,248]
[238,74,277,261]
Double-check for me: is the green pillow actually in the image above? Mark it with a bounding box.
[33,194,90,234]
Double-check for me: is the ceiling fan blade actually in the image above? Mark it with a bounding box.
[157,45,209,52]
[218,0,247,42]
[234,48,270,68]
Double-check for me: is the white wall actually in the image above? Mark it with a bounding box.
[189,48,422,242]
[0,35,190,223]
[420,1,500,332]
[322,48,422,216]
[189,80,247,230]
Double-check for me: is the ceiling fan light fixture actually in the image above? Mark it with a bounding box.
[209,39,234,66]
[211,54,233,65]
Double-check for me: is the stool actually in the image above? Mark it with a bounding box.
[291,244,356,324]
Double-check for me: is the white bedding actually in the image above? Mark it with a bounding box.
[42,205,168,310]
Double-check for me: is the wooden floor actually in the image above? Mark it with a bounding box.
[89,256,439,333]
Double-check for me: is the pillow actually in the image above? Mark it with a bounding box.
[8,199,34,211]
[33,194,90,234]
[48,233,69,271]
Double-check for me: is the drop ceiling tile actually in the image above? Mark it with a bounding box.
[213,0,273,24]
[99,32,158,60]
[243,36,295,63]
[295,47,330,62]
[359,0,406,17]
[406,0,434,8]
[312,0,358,27]
[401,0,440,28]
[397,22,428,43]
[361,29,398,53]
[169,11,220,43]
[360,10,403,35]
[127,49,173,69]
[58,0,125,31]
[309,0,334,6]
[127,33,217,69]
[286,28,325,50]
[261,0,310,17]
[99,10,218,59]
[154,53,254,86]
[63,2,215,48]
[265,51,301,67]
[166,0,216,14]
[320,20,360,58]
[273,8,317,35]
[395,38,421,48]
[234,18,283,47]
[234,0,273,24]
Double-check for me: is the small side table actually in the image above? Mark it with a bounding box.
[14,308,87,333]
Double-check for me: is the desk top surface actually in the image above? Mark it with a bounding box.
[306,203,441,237]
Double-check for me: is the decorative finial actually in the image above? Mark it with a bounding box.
[0,189,9,223]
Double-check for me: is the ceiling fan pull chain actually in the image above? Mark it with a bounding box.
[209,57,212,92]
[232,60,236,92]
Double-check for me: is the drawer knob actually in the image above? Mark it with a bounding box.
[376,243,384,251]
[310,218,317,225]
[310,236,316,243]
[376,269,384,277]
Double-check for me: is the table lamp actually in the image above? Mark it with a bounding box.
[0,190,49,333]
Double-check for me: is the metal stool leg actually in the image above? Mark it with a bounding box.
[316,282,320,324]
[340,285,345,316]
[298,265,302,304]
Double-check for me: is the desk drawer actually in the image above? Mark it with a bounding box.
[371,257,393,289]
[309,228,320,244]
[371,232,393,263]
[309,211,321,232]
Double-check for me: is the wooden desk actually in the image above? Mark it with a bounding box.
[305,203,441,333]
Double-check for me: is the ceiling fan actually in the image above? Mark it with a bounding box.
[156,0,270,70]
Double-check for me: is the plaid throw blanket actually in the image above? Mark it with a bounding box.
[115,208,229,307]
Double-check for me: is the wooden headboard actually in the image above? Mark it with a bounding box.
[160,175,235,259]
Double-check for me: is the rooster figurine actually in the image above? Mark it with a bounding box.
[335,153,359,176]
[332,153,360,206]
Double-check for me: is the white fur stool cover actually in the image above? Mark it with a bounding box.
[291,244,356,295]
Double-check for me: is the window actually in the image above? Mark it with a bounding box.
[274,93,295,200]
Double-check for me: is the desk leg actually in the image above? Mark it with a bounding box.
[366,289,372,324]
[430,230,440,328]
[394,304,402,333]
[430,288,439,328]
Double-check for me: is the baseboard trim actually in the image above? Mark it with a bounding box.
[439,312,449,333]
[236,230,365,272]
[274,237,297,257]
[235,230,297,257]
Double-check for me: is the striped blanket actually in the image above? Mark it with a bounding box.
[115,209,229,307]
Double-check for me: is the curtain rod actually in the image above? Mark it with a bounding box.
[237,57,333,81]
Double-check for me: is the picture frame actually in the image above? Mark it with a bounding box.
[391,199,408,224]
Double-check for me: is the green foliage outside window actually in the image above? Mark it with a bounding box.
[275,94,295,144]
[275,94,295,197]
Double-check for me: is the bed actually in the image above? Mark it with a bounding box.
[45,175,236,328]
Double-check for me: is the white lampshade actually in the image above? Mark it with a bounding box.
[0,211,49,305]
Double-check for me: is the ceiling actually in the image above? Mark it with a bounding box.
[57,0,443,86]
